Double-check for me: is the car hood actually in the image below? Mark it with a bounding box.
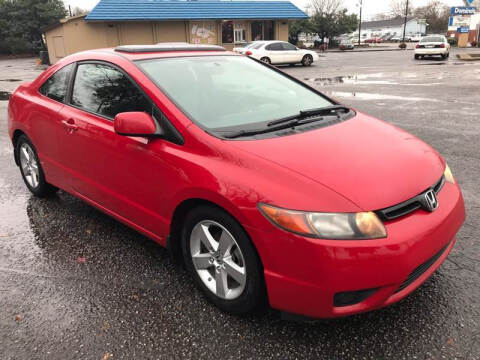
[228,112,444,211]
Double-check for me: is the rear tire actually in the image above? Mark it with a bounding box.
[181,205,266,315]
[414,54,420,60]
[260,57,271,65]
[15,135,58,197]
[301,54,313,66]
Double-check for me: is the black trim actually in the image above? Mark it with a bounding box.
[395,241,450,293]
[376,175,445,221]
[334,288,378,307]
[65,60,184,145]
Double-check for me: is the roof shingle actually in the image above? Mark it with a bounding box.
[85,0,308,21]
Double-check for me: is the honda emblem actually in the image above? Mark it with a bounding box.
[423,190,439,212]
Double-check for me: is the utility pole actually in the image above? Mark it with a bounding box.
[358,0,363,45]
[402,0,409,43]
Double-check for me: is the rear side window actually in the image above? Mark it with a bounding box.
[71,63,151,119]
[39,64,73,103]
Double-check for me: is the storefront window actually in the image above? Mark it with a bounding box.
[222,20,234,43]
[251,21,275,41]
[190,21,217,44]
[251,21,263,41]
[264,21,274,40]
[234,22,246,43]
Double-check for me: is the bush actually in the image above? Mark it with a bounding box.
[447,37,457,46]
[399,42,407,49]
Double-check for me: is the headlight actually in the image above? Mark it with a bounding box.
[258,203,387,240]
[444,164,455,184]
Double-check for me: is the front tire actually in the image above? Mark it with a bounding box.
[181,205,266,315]
[16,135,58,197]
[301,54,313,66]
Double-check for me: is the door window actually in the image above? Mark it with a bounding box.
[39,63,74,103]
[265,43,283,51]
[71,63,151,119]
[281,42,297,51]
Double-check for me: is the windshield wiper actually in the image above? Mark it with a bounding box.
[221,105,352,139]
[267,105,351,127]
[221,116,328,139]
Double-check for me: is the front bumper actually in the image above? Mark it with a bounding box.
[248,182,465,318]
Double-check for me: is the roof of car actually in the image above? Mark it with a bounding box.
[65,43,240,62]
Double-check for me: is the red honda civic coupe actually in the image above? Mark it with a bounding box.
[8,44,465,319]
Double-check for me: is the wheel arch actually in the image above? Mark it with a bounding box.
[12,129,27,166]
[167,197,260,268]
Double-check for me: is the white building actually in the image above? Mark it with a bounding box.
[357,17,427,39]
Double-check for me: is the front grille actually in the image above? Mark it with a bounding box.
[395,241,450,293]
[376,176,445,221]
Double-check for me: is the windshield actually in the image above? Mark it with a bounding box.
[138,56,333,131]
[421,36,444,43]
[250,42,265,49]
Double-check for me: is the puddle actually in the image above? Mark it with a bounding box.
[327,91,439,102]
[0,91,12,100]
[0,79,21,82]
[306,74,442,87]
[304,73,397,86]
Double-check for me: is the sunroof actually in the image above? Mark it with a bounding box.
[115,43,226,53]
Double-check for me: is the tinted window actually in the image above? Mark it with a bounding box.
[71,63,151,118]
[266,43,283,51]
[281,42,297,51]
[39,64,73,103]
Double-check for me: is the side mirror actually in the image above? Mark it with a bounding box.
[114,112,161,137]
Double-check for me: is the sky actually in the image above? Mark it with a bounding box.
[63,0,466,20]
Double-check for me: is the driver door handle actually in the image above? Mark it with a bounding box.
[62,119,78,133]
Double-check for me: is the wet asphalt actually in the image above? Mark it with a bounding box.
[1,50,479,360]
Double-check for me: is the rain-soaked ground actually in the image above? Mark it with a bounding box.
[1,50,480,359]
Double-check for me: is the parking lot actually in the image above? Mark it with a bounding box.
[1,48,479,359]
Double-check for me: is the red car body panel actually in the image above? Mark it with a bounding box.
[7,49,465,318]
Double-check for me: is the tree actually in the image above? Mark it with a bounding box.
[0,0,66,54]
[389,0,412,18]
[71,6,87,16]
[289,19,313,45]
[310,6,358,44]
[414,1,450,34]
[309,0,343,15]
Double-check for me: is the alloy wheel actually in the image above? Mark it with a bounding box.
[303,56,312,66]
[189,220,247,300]
[19,143,40,189]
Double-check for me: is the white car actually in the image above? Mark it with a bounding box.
[232,42,257,55]
[410,34,424,42]
[242,41,319,66]
[414,35,450,60]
